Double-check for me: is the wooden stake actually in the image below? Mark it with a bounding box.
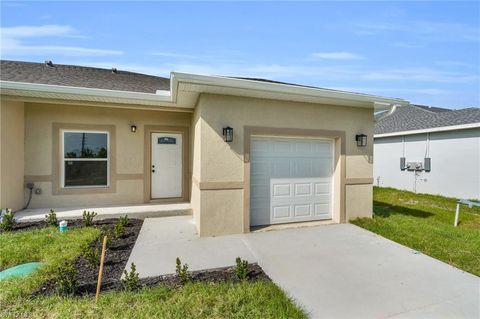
[95,235,108,304]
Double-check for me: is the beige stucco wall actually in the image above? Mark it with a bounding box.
[0,99,25,211]
[3,93,373,236]
[24,102,191,208]
[193,93,374,236]
[191,103,202,231]
[345,184,373,220]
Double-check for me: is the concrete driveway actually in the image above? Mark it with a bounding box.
[127,216,479,319]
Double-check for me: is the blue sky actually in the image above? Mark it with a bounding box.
[1,1,479,108]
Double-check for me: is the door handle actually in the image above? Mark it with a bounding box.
[152,169,155,173]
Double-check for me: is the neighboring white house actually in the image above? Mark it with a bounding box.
[374,104,480,200]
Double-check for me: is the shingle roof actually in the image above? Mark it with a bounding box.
[0,60,170,93]
[375,104,480,135]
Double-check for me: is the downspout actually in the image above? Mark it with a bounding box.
[374,104,398,122]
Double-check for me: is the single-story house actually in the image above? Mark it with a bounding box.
[374,104,480,200]
[0,60,408,236]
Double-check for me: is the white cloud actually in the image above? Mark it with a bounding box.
[310,51,363,60]
[1,25,75,38]
[0,25,122,57]
[363,67,478,83]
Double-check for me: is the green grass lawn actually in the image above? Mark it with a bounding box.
[4,281,305,319]
[352,187,480,276]
[0,225,305,319]
[0,226,100,304]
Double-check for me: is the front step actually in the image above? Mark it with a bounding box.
[14,203,192,222]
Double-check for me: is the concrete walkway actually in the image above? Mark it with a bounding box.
[127,216,480,319]
[15,203,191,222]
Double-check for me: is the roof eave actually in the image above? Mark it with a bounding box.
[0,80,178,108]
[374,122,480,138]
[171,72,409,110]
[1,72,410,111]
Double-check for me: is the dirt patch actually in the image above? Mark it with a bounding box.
[10,218,92,233]
[27,218,269,297]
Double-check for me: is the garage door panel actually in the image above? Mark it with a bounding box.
[270,178,331,224]
[314,203,331,216]
[315,183,331,194]
[250,137,334,226]
[272,183,291,197]
[272,205,291,219]
[294,183,313,196]
[294,204,312,217]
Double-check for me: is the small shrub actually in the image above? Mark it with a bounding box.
[0,209,15,232]
[45,209,58,227]
[82,210,97,227]
[118,215,129,228]
[175,257,190,284]
[235,257,249,281]
[82,243,100,268]
[113,221,125,239]
[55,262,78,296]
[122,263,141,291]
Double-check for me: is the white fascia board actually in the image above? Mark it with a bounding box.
[171,72,409,108]
[374,122,480,138]
[0,80,173,104]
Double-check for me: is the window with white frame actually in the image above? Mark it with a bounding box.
[61,131,109,187]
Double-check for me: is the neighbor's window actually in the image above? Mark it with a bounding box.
[62,131,109,187]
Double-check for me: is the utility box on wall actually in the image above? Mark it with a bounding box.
[424,158,431,172]
[400,157,406,170]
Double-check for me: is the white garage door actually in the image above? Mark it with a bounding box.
[250,136,334,226]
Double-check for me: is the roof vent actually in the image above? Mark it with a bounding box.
[111,68,117,74]
[44,60,54,67]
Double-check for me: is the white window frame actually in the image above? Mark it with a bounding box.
[60,130,110,189]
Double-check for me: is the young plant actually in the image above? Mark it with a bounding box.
[235,257,249,281]
[118,215,129,228]
[122,263,141,291]
[175,257,190,284]
[45,209,58,227]
[82,210,97,227]
[0,209,15,232]
[55,262,78,296]
[82,243,100,268]
[113,221,125,239]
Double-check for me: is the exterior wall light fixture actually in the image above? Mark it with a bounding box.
[223,126,233,142]
[131,125,137,133]
[355,134,367,147]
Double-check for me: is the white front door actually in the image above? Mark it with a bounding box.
[250,136,334,226]
[151,132,182,199]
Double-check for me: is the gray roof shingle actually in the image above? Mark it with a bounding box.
[375,104,480,135]
[0,60,170,93]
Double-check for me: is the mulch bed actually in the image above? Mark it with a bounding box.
[17,217,270,297]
